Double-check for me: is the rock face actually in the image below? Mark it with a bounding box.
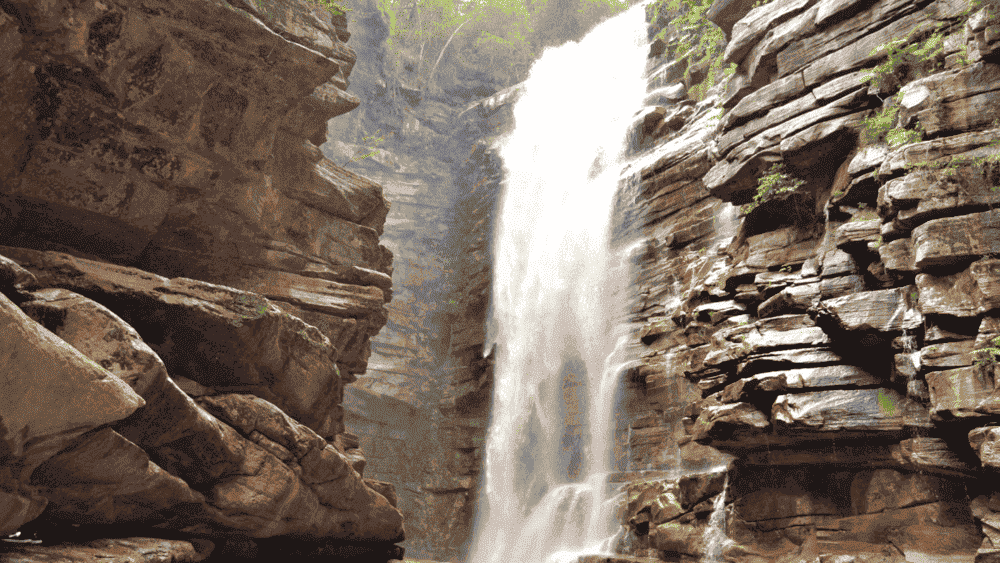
[0,0,405,558]
[314,0,518,555]
[621,0,1000,561]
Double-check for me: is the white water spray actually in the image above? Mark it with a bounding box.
[468,6,649,563]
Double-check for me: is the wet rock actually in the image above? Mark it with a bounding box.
[678,471,726,509]
[850,469,959,514]
[894,437,976,476]
[917,270,981,317]
[772,389,932,432]
[722,365,880,403]
[926,366,994,419]
[921,340,976,369]
[691,402,771,443]
[879,238,917,274]
[819,247,858,277]
[757,282,821,318]
[834,219,880,248]
[0,537,212,563]
[812,286,921,332]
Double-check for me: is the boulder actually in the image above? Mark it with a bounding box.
[15,282,402,541]
[1,246,344,436]
[0,291,144,497]
[29,428,207,526]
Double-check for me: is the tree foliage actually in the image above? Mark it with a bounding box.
[645,0,730,100]
[376,0,629,89]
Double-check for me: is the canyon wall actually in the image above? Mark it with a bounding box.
[622,0,1000,561]
[0,0,406,560]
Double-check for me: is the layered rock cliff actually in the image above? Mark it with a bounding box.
[0,0,405,560]
[621,0,1000,561]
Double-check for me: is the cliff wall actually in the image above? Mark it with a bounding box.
[0,0,406,560]
[622,0,1000,561]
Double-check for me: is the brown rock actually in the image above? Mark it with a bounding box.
[879,238,917,274]
[926,366,993,419]
[917,270,980,317]
[0,292,144,488]
[772,389,932,432]
[912,209,1000,270]
[849,469,957,515]
[651,521,706,556]
[894,437,976,476]
[921,340,976,369]
[678,471,726,509]
[973,258,1000,312]
[835,219,880,248]
[0,253,37,293]
[969,426,1000,467]
[812,286,921,332]
[0,538,212,563]
[30,428,207,525]
[692,402,771,443]
[722,365,880,403]
[1,246,344,434]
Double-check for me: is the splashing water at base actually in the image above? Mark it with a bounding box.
[701,475,733,562]
[467,5,650,563]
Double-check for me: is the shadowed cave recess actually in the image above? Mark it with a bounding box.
[2,0,1000,562]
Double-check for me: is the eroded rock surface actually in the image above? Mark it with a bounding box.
[624,0,1000,561]
[0,0,405,557]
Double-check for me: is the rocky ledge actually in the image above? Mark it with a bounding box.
[0,0,404,559]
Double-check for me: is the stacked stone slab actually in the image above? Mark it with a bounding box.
[623,0,1000,561]
[0,0,405,558]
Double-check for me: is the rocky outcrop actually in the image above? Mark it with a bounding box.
[0,0,405,558]
[621,0,1000,561]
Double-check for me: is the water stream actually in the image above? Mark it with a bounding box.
[466,5,651,563]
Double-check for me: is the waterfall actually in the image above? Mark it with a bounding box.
[467,5,649,563]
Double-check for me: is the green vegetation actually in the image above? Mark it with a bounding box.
[349,129,394,164]
[313,0,350,16]
[861,91,924,148]
[860,23,944,93]
[741,163,806,215]
[375,0,628,89]
[646,0,735,101]
[876,389,897,416]
[974,335,1000,369]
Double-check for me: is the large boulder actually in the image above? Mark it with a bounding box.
[15,284,403,541]
[0,291,143,535]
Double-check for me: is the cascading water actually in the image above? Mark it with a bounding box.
[467,5,650,563]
